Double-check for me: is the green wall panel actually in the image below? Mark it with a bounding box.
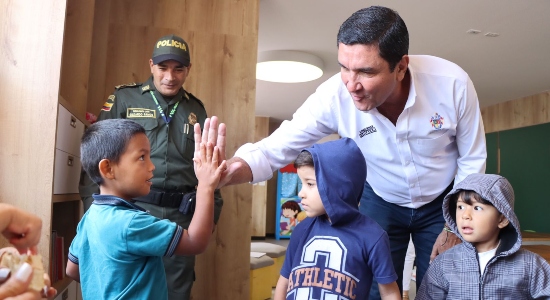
[485,132,498,175]
[499,123,550,233]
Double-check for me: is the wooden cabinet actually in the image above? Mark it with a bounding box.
[53,104,85,195]
[50,100,88,297]
[54,279,78,300]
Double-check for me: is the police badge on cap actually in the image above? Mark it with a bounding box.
[152,34,191,66]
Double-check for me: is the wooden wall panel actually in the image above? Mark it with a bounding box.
[481,90,550,133]
[86,1,259,298]
[251,117,270,237]
[86,0,112,115]
[59,0,95,120]
[265,119,283,235]
[0,1,67,272]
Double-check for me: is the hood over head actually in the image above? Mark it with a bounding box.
[443,173,521,255]
[304,138,365,225]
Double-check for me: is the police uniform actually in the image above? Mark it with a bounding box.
[80,76,223,300]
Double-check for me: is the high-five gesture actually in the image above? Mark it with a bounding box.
[194,116,226,164]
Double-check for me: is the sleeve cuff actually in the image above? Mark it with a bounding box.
[235,143,275,184]
[165,225,183,257]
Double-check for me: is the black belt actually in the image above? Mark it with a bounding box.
[135,188,195,208]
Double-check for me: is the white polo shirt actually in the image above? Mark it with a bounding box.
[236,55,486,208]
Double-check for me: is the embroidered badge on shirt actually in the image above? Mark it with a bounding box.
[101,95,116,111]
[430,113,444,130]
[188,113,197,125]
[359,125,377,138]
[127,108,156,118]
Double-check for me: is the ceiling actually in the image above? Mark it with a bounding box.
[255,0,550,122]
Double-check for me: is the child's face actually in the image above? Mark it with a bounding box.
[110,133,155,200]
[297,166,325,218]
[282,208,297,218]
[455,196,509,252]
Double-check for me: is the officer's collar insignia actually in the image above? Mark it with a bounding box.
[115,82,138,89]
[141,85,150,91]
[188,113,197,126]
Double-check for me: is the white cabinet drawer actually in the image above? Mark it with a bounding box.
[54,280,77,300]
[53,149,81,194]
[56,104,84,157]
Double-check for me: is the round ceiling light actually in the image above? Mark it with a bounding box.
[256,50,324,83]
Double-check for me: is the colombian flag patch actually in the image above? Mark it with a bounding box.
[101,95,115,111]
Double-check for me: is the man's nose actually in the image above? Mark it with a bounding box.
[165,70,175,81]
[345,73,360,92]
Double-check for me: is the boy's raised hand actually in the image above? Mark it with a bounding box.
[193,141,226,189]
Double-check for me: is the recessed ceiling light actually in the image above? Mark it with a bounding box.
[256,50,324,83]
[485,32,500,37]
[467,29,481,34]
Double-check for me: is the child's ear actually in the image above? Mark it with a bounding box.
[497,215,510,229]
[98,159,116,180]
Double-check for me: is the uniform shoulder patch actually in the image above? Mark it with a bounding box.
[114,82,139,90]
[101,94,116,111]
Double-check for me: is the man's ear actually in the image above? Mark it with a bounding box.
[98,159,116,180]
[498,215,510,229]
[149,59,155,73]
[395,55,409,81]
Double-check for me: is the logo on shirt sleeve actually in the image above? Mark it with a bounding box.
[101,95,115,111]
[430,113,444,130]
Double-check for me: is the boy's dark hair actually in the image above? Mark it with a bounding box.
[450,189,502,223]
[294,150,314,168]
[337,6,409,71]
[80,119,146,185]
[451,190,493,207]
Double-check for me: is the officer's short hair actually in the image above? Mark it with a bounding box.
[80,119,145,185]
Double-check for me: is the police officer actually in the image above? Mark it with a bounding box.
[79,34,223,300]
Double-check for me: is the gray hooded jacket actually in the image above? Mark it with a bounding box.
[417,174,550,299]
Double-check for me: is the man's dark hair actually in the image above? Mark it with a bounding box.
[294,150,314,169]
[80,119,145,185]
[337,6,409,71]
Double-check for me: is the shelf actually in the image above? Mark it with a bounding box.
[51,276,73,298]
[52,194,80,203]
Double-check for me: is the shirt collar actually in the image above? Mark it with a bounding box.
[91,194,146,212]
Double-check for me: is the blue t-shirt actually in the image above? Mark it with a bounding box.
[68,194,183,300]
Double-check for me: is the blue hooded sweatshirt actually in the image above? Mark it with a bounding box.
[280,138,397,300]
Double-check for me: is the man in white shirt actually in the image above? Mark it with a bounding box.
[212,5,486,299]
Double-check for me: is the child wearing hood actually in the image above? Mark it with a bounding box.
[274,138,400,300]
[417,173,550,299]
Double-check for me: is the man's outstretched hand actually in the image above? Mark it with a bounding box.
[194,117,247,188]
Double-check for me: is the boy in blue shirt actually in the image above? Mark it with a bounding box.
[66,119,225,299]
[274,138,400,300]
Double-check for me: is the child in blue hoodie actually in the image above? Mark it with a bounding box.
[274,138,400,300]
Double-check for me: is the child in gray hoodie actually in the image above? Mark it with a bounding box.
[417,173,550,299]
